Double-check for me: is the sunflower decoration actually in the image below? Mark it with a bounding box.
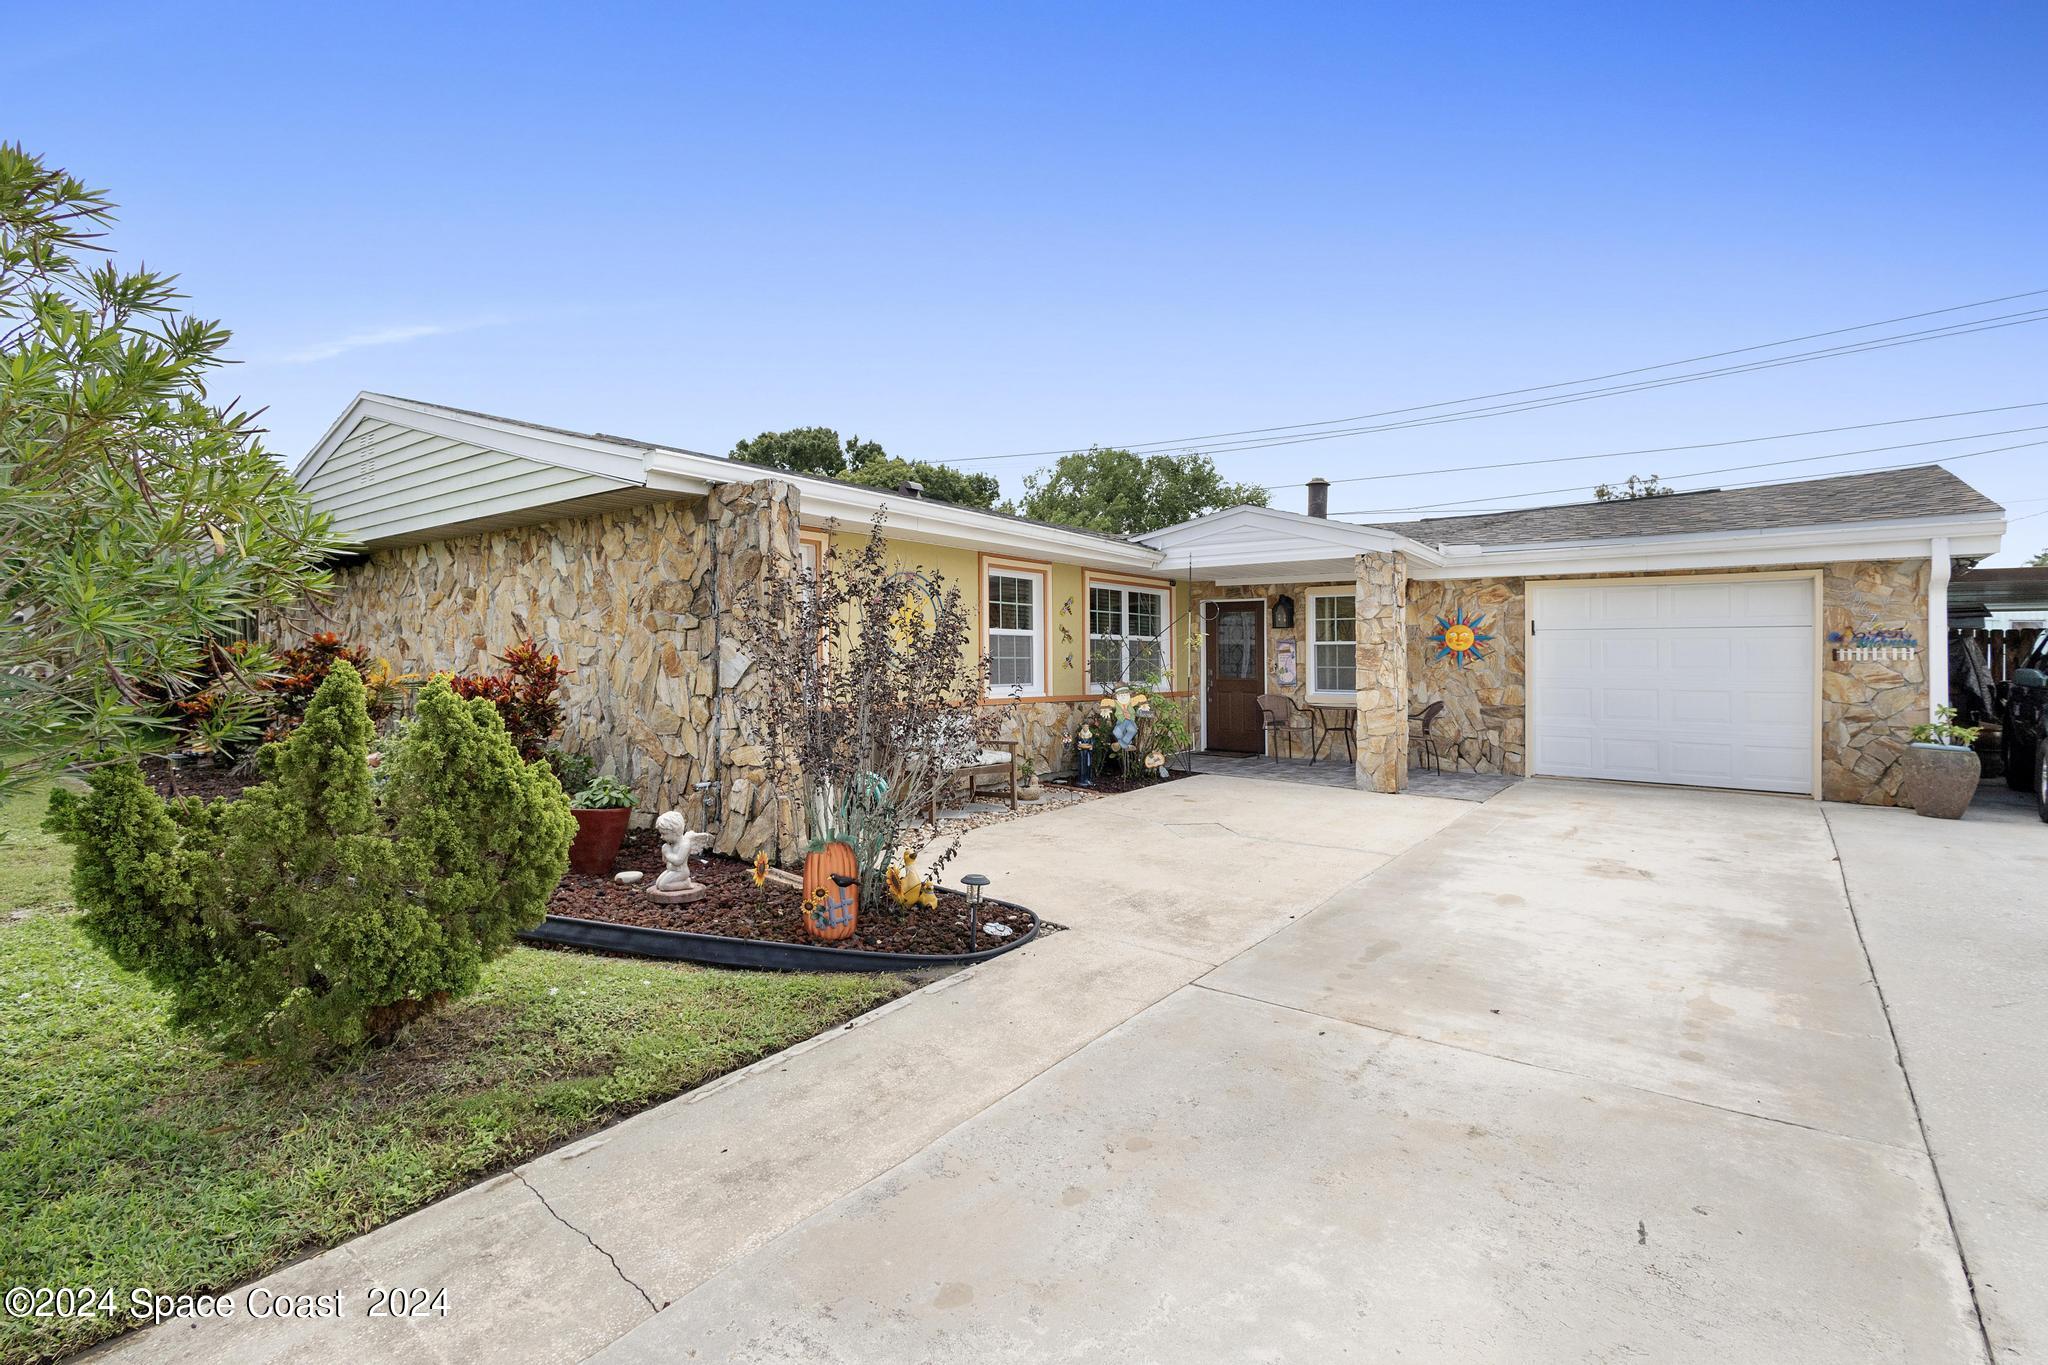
[1426,607,1495,669]
[750,851,770,890]
[805,885,832,932]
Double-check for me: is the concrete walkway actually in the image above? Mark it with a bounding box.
[589,780,1987,1363]
[1827,791,2048,1364]
[104,776,1465,1365]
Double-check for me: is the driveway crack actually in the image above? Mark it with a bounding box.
[1821,804,1997,1364]
[514,1170,658,1313]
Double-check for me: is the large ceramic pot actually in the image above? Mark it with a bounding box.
[801,842,861,942]
[568,807,631,875]
[1903,743,1980,820]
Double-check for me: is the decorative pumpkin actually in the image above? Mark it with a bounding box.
[801,841,860,941]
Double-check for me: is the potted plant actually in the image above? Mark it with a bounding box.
[1903,706,1983,820]
[1017,753,1043,801]
[567,775,636,874]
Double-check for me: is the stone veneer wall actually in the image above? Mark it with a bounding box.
[1353,552,1408,792]
[1402,560,1931,804]
[1819,559,1931,805]
[1405,576,1526,775]
[315,481,804,860]
[1188,559,1930,803]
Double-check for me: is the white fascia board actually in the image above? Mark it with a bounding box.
[644,450,1164,571]
[1140,505,1441,572]
[1411,514,2006,580]
[295,393,654,488]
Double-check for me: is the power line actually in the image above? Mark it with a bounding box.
[1256,399,2048,490]
[978,309,2048,469]
[946,287,2048,465]
[1328,436,2048,519]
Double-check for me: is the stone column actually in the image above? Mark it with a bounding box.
[701,479,802,861]
[1353,551,1409,793]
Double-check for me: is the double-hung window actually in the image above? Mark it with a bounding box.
[1088,583,1168,690]
[985,566,1044,695]
[1309,591,1356,697]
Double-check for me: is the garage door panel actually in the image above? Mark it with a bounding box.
[1529,580,1815,796]
[1668,633,1734,670]
[1667,740,1737,783]
[1670,689,1734,724]
[1600,636,1661,670]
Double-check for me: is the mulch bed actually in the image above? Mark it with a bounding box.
[139,755,258,802]
[1045,766,1190,796]
[548,829,1034,956]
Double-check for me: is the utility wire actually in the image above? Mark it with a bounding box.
[1328,437,2048,519]
[1258,399,2048,490]
[946,287,2048,464]
[950,309,2048,468]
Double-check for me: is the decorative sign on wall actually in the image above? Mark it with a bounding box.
[1426,608,1494,669]
[1275,638,1298,687]
[1828,628,1919,662]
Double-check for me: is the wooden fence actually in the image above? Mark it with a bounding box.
[1951,626,2042,685]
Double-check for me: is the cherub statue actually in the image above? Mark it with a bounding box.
[648,809,712,903]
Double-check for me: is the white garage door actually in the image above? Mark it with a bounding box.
[1528,578,1816,795]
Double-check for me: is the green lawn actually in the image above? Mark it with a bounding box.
[0,781,906,1365]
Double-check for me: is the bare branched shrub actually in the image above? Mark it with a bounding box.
[728,513,995,902]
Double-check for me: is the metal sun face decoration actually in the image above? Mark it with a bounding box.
[1427,608,1495,669]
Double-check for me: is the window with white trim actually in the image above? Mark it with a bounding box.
[985,568,1043,694]
[1310,591,1356,696]
[1088,584,1168,689]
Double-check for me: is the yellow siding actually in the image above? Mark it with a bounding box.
[825,528,1194,701]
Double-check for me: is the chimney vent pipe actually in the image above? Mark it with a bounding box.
[1306,478,1329,519]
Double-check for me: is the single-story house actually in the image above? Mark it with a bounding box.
[296,392,2008,857]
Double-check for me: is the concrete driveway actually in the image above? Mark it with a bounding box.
[593,779,1989,1364]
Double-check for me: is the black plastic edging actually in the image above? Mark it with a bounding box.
[519,895,1040,972]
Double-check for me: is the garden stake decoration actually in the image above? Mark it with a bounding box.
[961,873,990,949]
[1073,723,1096,786]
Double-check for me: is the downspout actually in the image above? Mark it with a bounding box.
[1928,536,1951,720]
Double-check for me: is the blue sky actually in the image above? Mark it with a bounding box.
[10,2,2047,559]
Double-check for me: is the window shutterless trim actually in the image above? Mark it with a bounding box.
[979,553,1051,699]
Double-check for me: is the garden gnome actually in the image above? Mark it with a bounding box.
[647,809,712,904]
[1074,724,1096,787]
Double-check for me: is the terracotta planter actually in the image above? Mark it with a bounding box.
[568,807,630,875]
[801,842,861,942]
[1903,743,1980,820]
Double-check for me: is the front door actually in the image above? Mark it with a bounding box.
[1205,601,1266,752]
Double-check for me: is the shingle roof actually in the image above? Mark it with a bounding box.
[1359,465,2003,548]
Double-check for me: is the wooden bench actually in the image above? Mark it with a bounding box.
[928,739,1019,821]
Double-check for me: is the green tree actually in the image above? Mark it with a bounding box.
[0,144,341,793]
[45,664,574,1063]
[730,426,885,479]
[1594,474,1677,500]
[2029,548,2048,567]
[841,454,1001,508]
[728,426,999,508]
[1011,447,1268,535]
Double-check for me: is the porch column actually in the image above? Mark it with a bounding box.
[1354,550,1409,793]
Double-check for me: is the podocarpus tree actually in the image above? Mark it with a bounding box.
[0,143,342,794]
[727,514,995,903]
[45,664,574,1063]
